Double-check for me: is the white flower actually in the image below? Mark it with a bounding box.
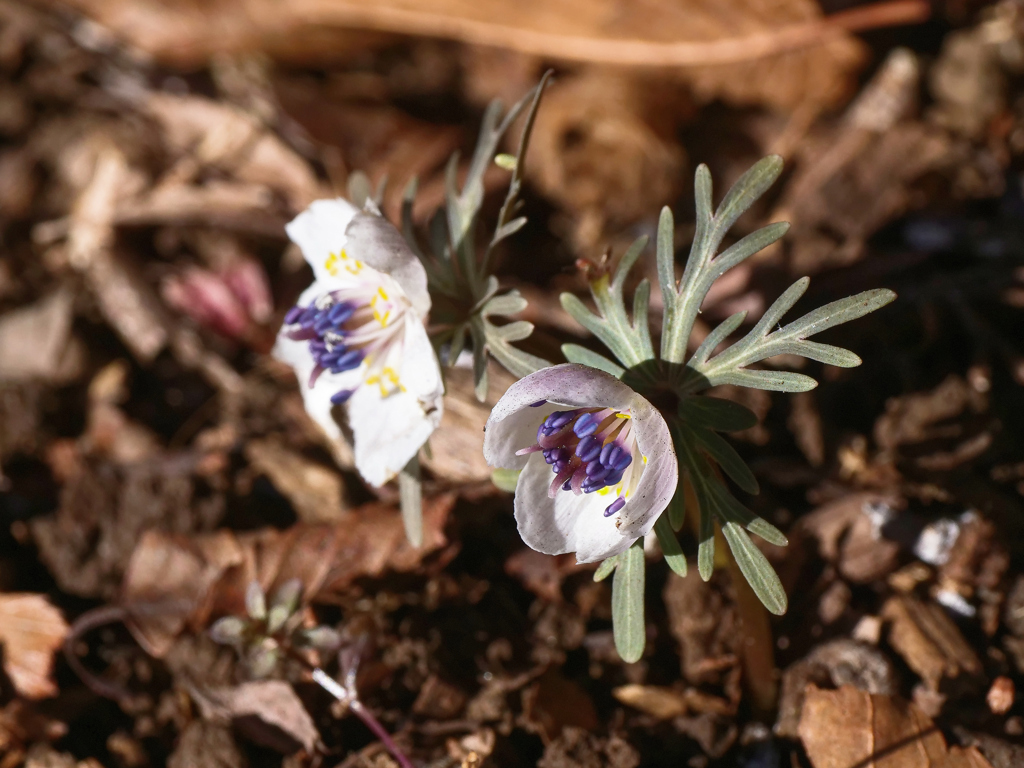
[273,198,443,487]
[483,363,677,563]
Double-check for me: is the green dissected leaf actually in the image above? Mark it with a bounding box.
[561,344,626,377]
[593,555,619,582]
[399,455,423,547]
[654,514,687,577]
[713,155,784,235]
[667,481,686,531]
[611,539,646,662]
[691,311,746,366]
[711,369,818,393]
[678,396,758,432]
[690,426,758,495]
[720,522,787,615]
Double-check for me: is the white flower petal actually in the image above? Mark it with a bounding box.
[616,392,678,539]
[285,199,359,285]
[285,199,430,319]
[345,212,430,319]
[514,453,637,563]
[483,363,635,469]
[347,313,443,486]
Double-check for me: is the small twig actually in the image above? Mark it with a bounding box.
[310,667,416,768]
[63,604,133,702]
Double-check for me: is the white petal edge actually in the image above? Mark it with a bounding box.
[514,452,638,563]
[483,363,636,470]
[346,312,443,486]
[285,199,431,319]
[615,391,677,540]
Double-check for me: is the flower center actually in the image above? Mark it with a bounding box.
[282,266,410,404]
[517,405,640,517]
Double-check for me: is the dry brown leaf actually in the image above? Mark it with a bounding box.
[121,494,456,656]
[881,596,982,693]
[0,594,69,699]
[422,363,516,484]
[526,71,686,251]
[244,438,347,522]
[45,0,928,111]
[798,684,994,768]
[138,93,320,213]
[193,680,319,754]
[0,286,83,383]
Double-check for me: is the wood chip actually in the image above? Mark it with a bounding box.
[882,595,983,692]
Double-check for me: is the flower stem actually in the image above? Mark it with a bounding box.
[311,668,416,768]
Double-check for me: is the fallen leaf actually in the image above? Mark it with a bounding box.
[882,596,982,693]
[194,680,319,754]
[421,363,516,484]
[49,0,904,111]
[121,494,456,656]
[775,639,897,739]
[244,438,347,522]
[798,684,994,768]
[0,286,83,383]
[0,594,69,699]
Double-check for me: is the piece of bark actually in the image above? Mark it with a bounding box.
[882,596,982,693]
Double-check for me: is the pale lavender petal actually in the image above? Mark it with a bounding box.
[344,211,431,319]
[615,391,678,539]
[484,364,635,469]
[514,453,636,563]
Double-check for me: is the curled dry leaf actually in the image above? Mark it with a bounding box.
[120,494,456,657]
[51,0,885,111]
[798,684,994,768]
[0,594,69,699]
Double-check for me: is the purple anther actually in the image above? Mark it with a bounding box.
[328,302,354,324]
[330,388,354,405]
[606,445,623,468]
[284,305,303,324]
[604,497,626,517]
[599,442,614,465]
[529,400,547,407]
[576,436,601,462]
[331,349,363,373]
[604,469,624,488]
[299,306,318,326]
[586,464,611,483]
[573,413,599,438]
[562,480,572,491]
[314,314,335,334]
[613,453,633,471]
[548,411,575,429]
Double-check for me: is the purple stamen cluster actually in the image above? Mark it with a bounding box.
[531,408,633,514]
[283,293,366,402]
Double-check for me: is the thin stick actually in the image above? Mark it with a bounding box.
[311,668,416,768]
